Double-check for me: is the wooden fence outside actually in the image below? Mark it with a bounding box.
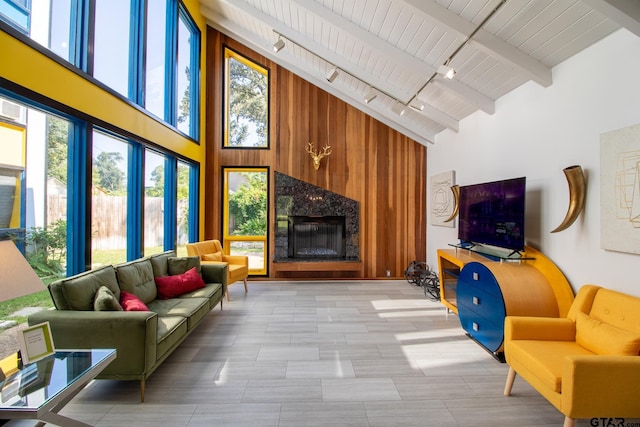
[48,195,189,250]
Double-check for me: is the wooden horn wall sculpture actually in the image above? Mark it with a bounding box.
[443,185,460,223]
[551,165,586,233]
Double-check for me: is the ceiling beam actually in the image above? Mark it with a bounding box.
[431,78,495,115]
[581,0,640,37]
[199,5,437,146]
[400,0,553,87]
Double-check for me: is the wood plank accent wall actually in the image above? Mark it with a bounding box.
[205,28,427,279]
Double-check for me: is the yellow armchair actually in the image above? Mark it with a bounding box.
[503,285,640,427]
[186,240,248,301]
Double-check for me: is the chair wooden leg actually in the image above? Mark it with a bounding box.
[243,277,248,293]
[504,366,516,396]
[226,288,231,301]
[140,379,145,402]
[563,416,576,427]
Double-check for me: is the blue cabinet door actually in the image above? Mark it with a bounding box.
[457,262,506,352]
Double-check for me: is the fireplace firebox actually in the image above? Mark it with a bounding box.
[288,216,346,259]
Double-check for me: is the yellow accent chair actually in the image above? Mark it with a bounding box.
[186,240,248,301]
[503,285,640,427]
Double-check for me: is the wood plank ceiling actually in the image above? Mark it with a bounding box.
[199,0,640,146]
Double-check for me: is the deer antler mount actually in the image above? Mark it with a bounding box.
[306,142,332,171]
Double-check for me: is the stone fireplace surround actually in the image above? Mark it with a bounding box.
[274,171,360,262]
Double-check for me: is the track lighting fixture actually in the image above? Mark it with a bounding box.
[364,87,377,104]
[273,37,285,53]
[392,101,407,116]
[326,67,339,82]
[437,64,456,80]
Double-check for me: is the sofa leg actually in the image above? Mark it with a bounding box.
[504,366,516,396]
[140,379,145,402]
[563,416,576,427]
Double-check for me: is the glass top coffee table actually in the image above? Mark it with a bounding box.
[0,349,116,427]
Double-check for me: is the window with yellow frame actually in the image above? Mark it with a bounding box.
[224,47,269,148]
[223,168,268,275]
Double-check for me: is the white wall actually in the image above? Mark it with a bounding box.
[427,29,640,297]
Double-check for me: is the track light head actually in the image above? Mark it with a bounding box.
[273,38,285,53]
[392,102,407,116]
[326,67,339,82]
[364,87,377,104]
[437,64,456,80]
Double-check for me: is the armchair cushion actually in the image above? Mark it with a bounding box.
[507,340,594,393]
[202,252,223,261]
[575,312,640,356]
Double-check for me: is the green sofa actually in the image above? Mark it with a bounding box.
[28,250,226,401]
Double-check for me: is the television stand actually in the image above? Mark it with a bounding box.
[437,246,575,358]
[448,243,532,262]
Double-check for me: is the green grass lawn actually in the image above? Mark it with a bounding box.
[0,289,54,327]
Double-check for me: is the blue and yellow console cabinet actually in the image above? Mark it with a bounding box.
[437,246,574,360]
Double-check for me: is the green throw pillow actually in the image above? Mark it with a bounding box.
[94,285,123,311]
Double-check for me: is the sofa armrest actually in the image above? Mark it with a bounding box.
[222,254,249,267]
[201,262,228,288]
[28,309,158,378]
[505,316,576,341]
[562,355,640,418]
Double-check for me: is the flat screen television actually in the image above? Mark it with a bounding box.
[457,176,526,252]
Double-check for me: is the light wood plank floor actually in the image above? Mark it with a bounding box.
[5,280,592,426]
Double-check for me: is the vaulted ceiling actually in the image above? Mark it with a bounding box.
[199,0,640,146]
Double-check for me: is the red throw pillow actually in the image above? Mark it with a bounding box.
[155,267,206,299]
[120,290,149,311]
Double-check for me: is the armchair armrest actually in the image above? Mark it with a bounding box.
[562,355,640,418]
[28,309,158,378]
[201,262,228,288]
[505,316,576,341]
[222,254,249,267]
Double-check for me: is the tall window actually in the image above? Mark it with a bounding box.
[91,130,129,266]
[175,6,199,138]
[224,48,269,148]
[145,0,168,119]
[176,160,192,256]
[0,95,70,278]
[223,168,268,275]
[93,0,131,97]
[144,149,165,256]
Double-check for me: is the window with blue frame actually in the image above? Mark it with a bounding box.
[0,91,199,277]
[175,5,199,138]
[93,0,131,97]
[0,0,200,140]
[145,0,168,120]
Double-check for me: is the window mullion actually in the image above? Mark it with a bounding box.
[187,163,198,243]
[68,121,90,274]
[164,156,177,250]
[129,0,145,104]
[164,0,177,125]
[127,142,143,260]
